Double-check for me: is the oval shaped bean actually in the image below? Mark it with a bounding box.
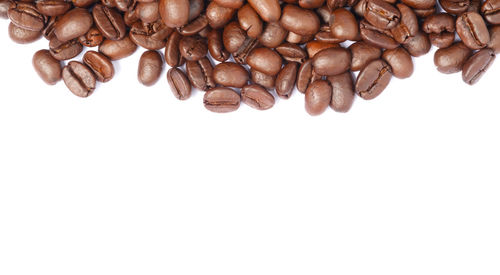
[246,47,283,76]
[33,49,62,85]
[138,50,163,86]
[241,84,275,110]
[305,80,332,116]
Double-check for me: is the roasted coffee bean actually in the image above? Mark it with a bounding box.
[280,4,320,36]
[306,41,338,58]
[99,36,138,60]
[159,0,189,28]
[328,0,348,10]
[32,49,62,85]
[213,62,249,88]
[185,57,216,91]
[49,36,83,60]
[79,27,104,47]
[222,21,247,53]
[72,0,96,9]
[0,0,10,19]
[8,2,46,31]
[165,31,184,67]
[215,0,244,9]
[178,15,208,36]
[275,62,298,99]
[462,48,495,85]
[401,0,435,9]
[355,59,392,100]
[225,29,257,62]
[8,22,41,43]
[54,8,93,42]
[299,0,326,9]
[62,61,96,98]
[187,0,205,21]
[241,84,275,110]
[391,3,418,44]
[275,43,307,64]
[83,50,114,82]
[354,0,369,17]
[92,4,126,40]
[238,4,263,38]
[482,0,500,24]
[312,47,351,76]
[206,1,235,29]
[305,80,332,116]
[317,5,331,23]
[129,21,172,50]
[413,7,436,17]
[456,12,490,50]
[246,48,283,76]
[327,72,355,113]
[330,8,358,41]
[36,0,71,17]
[422,13,455,44]
[402,31,431,57]
[382,47,413,78]
[179,36,208,61]
[259,21,288,48]
[204,87,240,113]
[297,59,314,93]
[487,25,500,53]
[434,42,472,73]
[468,0,481,12]
[136,2,160,24]
[364,0,401,30]
[167,68,192,100]
[138,50,163,86]
[440,0,470,15]
[429,32,455,48]
[251,69,276,89]
[42,15,57,40]
[248,0,281,22]
[349,41,382,71]
[360,20,399,49]
[207,28,230,62]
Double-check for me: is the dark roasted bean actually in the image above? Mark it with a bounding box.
[185,57,216,91]
[462,48,495,85]
[251,69,276,89]
[79,27,104,47]
[275,62,298,99]
[280,4,320,36]
[364,0,401,30]
[360,20,399,49]
[402,31,431,57]
[355,59,392,100]
[36,0,71,17]
[391,3,418,44]
[8,2,46,31]
[99,36,138,60]
[54,8,93,42]
[92,4,126,40]
[241,84,275,110]
[62,61,96,98]
[349,41,382,71]
[305,80,332,116]
[482,0,500,24]
[165,31,184,67]
[207,28,230,62]
[83,50,114,82]
[179,36,208,61]
[138,50,163,86]
[204,87,240,113]
[330,8,358,41]
[382,47,413,78]
[456,12,490,50]
[246,48,283,76]
[238,4,263,38]
[49,36,83,60]
[33,49,62,85]
[434,42,472,73]
[297,59,314,93]
[167,68,192,100]
[306,41,339,58]
[213,62,249,88]
[312,47,351,76]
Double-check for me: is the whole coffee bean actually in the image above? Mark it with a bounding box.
[136,2,160,24]
[79,27,104,47]
[72,0,96,8]
[434,42,472,73]
[83,50,114,82]
[355,59,392,100]
[178,15,208,36]
[402,31,431,57]
[276,43,308,63]
[349,41,382,71]
[297,59,314,93]
[8,22,41,44]
[251,69,276,89]
[360,20,399,50]
[313,47,351,76]
[327,72,355,113]
[32,49,62,85]
[246,48,283,76]
[165,31,184,67]
[482,0,500,24]
[42,15,57,40]
[159,0,189,28]
[429,32,455,48]
[99,36,138,60]
[185,57,216,91]
[391,3,418,44]
[440,0,470,15]
[280,4,320,36]
[92,4,126,40]
[54,8,93,42]
[204,87,241,113]
[167,68,192,100]
[8,2,46,31]
[207,28,230,62]
[259,21,288,48]
[206,1,235,29]
[129,21,172,50]
[456,12,490,50]
[179,36,208,61]
[215,0,244,9]
[275,62,298,99]
[138,50,163,86]
[213,62,249,88]
[36,0,71,17]
[0,0,10,19]
[62,61,96,98]
[49,36,83,60]
[248,0,281,22]
[188,0,205,21]
[382,47,413,78]
[306,41,339,58]
[305,80,332,116]
[462,48,495,85]
[422,13,455,47]
[487,25,500,53]
[329,8,358,41]
[238,4,263,38]
[401,0,435,9]
[222,21,247,53]
[241,84,275,110]
[364,0,401,30]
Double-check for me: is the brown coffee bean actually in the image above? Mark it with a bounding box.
[188,0,205,21]
[259,21,288,48]
[276,62,298,99]
[179,36,208,61]
[456,12,490,50]
[129,21,172,50]
[167,68,192,100]
[79,27,104,47]
[238,4,263,38]
[297,59,314,93]
[305,80,332,116]
[434,42,472,73]
[54,8,93,42]
[213,62,249,88]
[8,2,46,32]
[482,0,500,24]
[487,25,500,54]
[248,0,281,22]
[185,57,216,91]
[251,69,276,89]
[348,41,382,72]
[241,84,275,110]
[313,47,351,76]
[159,0,189,28]
[206,1,235,29]
[136,2,160,24]
[83,50,114,82]
[207,28,230,62]
[165,31,184,67]
[355,59,392,100]
[391,3,418,44]
[401,0,435,9]
[36,0,71,17]
[330,8,358,41]
[178,15,208,36]
[462,48,495,85]
[382,47,413,79]
[92,4,126,41]
[360,20,399,49]
[276,43,308,63]
[49,36,83,60]
[215,0,245,9]
[440,0,470,15]
[138,50,163,86]
[327,72,355,113]
[33,49,62,85]
[286,31,315,44]
[8,22,41,44]
[42,15,58,40]
[402,31,431,57]
[305,41,338,58]
[280,4,320,36]
[99,36,138,60]
[72,0,96,9]
[364,0,401,30]
[62,61,96,98]
[246,47,283,76]
[204,87,241,113]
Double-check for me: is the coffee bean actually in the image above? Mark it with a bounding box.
[179,36,208,61]
[49,36,83,60]
[207,28,230,62]
[188,0,205,21]
[434,42,472,73]
[186,57,216,91]
[136,2,160,24]
[391,3,418,44]
[349,41,382,71]
[246,47,283,76]
[330,8,358,41]
[206,1,235,29]
[440,0,470,15]
[167,67,192,100]
[413,7,436,18]
[280,4,320,36]
[364,0,401,30]
[276,62,298,99]
[276,43,307,63]
[297,59,314,93]
[73,0,96,9]
[360,20,399,50]
[159,0,189,28]
[259,21,288,48]
[93,4,126,41]
[8,2,46,32]
[204,87,240,113]
[54,8,93,42]
[99,36,138,60]
[456,12,490,50]
[178,15,208,36]
[488,25,500,54]
[42,15,57,40]
[241,84,275,110]
[401,0,436,9]
[248,0,281,22]
[305,80,332,116]
[482,0,500,24]
[286,31,314,44]
[213,62,249,88]
[402,31,431,57]
[462,48,495,85]
[36,0,71,17]
[83,50,114,82]
[328,72,355,113]
[138,50,163,86]
[129,20,172,50]
[62,61,96,98]
[238,4,263,38]
[251,69,276,89]
[78,27,103,47]
[382,47,413,79]
[423,13,455,48]
[215,0,244,9]
[164,31,184,67]
[355,59,392,100]
[33,49,62,85]
[313,47,351,76]
[8,22,41,44]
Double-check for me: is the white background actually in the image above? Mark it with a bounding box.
[1,17,500,274]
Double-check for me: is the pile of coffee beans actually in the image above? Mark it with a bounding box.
[1,0,499,115]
